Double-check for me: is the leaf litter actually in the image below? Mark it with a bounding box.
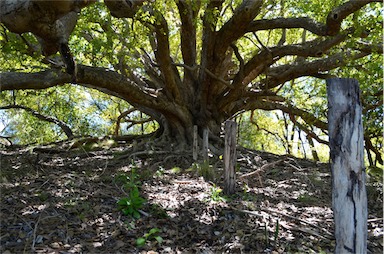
[0,144,382,253]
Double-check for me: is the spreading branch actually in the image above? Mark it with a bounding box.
[242,100,328,132]
[247,0,380,36]
[0,105,74,138]
[261,51,370,89]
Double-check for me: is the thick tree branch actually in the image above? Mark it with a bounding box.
[247,0,380,36]
[237,32,349,88]
[139,49,165,89]
[215,0,262,57]
[0,104,74,138]
[197,0,224,122]
[104,0,145,18]
[0,69,70,91]
[247,17,327,35]
[176,0,199,102]
[0,65,192,138]
[261,51,370,89]
[242,100,328,131]
[1,65,160,110]
[325,0,381,36]
[176,0,198,68]
[218,33,348,110]
[352,41,383,54]
[152,11,183,103]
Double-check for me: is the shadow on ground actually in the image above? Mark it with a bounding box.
[1,145,382,253]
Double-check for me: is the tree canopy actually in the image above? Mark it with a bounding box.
[0,0,382,165]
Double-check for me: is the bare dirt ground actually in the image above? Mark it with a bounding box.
[1,143,382,253]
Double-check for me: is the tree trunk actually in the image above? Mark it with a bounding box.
[327,78,367,254]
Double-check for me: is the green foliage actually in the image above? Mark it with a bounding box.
[297,193,318,205]
[115,167,141,191]
[115,169,145,219]
[273,219,280,248]
[117,186,145,219]
[171,167,182,174]
[208,184,227,202]
[367,166,384,183]
[191,161,216,181]
[0,84,157,144]
[237,111,287,155]
[136,228,163,247]
[0,0,381,165]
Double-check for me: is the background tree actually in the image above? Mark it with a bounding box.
[0,0,382,164]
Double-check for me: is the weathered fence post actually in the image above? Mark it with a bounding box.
[193,125,198,161]
[327,78,367,254]
[224,120,237,195]
[202,127,209,161]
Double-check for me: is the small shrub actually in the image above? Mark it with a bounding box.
[117,186,145,219]
[115,168,141,191]
[136,228,163,247]
[208,184,227,202]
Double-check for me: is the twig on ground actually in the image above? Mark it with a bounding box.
[31,214,42,251]
[368,218,383,223]
[233,207,333,239]
[239,159,285,186]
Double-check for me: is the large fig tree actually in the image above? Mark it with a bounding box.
[0,0,382,154]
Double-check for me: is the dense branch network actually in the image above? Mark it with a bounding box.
[0,0,382,156]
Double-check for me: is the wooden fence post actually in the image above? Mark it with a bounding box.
[224,120,237,195]
[202,127,209,161]
[193,125,198,161]
[327,78,367,254]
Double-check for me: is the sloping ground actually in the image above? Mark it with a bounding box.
[0,144,382,253]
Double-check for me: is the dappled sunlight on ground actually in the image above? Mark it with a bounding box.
[1,145,382,253]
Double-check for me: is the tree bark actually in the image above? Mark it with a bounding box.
[327,78,367,254]
[0,0,380,150]
[224,120,237,195]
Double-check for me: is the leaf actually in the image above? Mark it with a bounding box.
[133,210,141,219]
[154,236,163,244]
[149,228,160,235]
[136,237,146,247]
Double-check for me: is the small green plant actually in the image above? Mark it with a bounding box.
[115,168,141,191]
[192,160,215,181]
[155,166,165,177]
[37,191,49,202]
[171,167,182,174]
[117,186,145,219]
[297,193,317,205]
[116,166,147,219]
[273,219,279,248]
[209,184,227,202]
[136,228,163,247]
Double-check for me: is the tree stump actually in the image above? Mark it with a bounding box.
[327,78,367,254]
[224,120,237,195]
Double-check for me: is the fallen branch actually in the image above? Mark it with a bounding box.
[239,158,285,179]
